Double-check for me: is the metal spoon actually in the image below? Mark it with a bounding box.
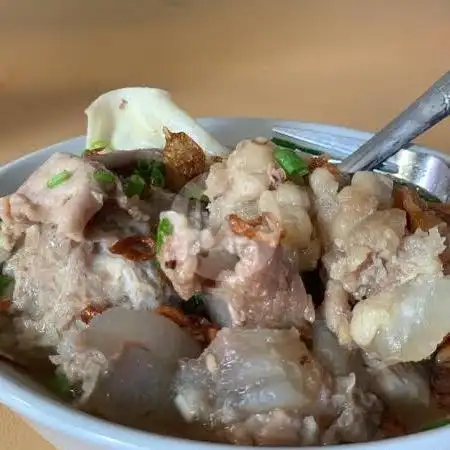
[339,71,450,173]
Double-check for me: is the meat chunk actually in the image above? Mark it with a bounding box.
[0,153,125,248]
[211,240,315,328]
[158,211,314,329]
[5,222,165,353]
[175,328,383,445]
[205,139,315,266]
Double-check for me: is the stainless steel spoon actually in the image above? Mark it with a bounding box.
[339,71,450,173]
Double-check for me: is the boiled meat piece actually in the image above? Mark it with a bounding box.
[0,153,126,248]
[158,211,314,329]
[5,223,165,351]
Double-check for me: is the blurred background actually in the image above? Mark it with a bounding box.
[1,0,450,164]
[0,0,449,448]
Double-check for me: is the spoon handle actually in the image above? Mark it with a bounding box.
[339,71,450,173]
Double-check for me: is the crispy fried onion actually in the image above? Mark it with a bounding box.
[393,185,444,232]
[227,212,282,246]
[308,155,341,178]
[80,304,108,324]
[155,305,219,346]
[109,236,156,261]
[163,128,207,192]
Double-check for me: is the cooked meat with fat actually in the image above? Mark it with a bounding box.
[0,153,128,248]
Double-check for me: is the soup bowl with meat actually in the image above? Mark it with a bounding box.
[0,88,449,450]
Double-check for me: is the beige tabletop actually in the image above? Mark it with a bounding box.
[1,0,450,448]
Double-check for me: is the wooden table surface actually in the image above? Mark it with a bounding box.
[1,1,450,448]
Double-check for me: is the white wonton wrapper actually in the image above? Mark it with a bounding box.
[85,87,228,156]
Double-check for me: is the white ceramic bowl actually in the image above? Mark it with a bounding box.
[0,118,449,450]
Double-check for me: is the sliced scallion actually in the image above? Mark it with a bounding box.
[125,174,146,197]
[273,147,309,177]
[150,161,165,187]
[136,159,154,179]
[93,170,116,184]
[156,217,173,253]
[421,418,450,431]
[88,140,109,151]
[0,274,13,296]
[47,170,73,188]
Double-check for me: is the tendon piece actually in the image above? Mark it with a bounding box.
[175,328,383,445]
[174,328,330,427]
[109,236,156,262]
[350,277,450,364]
[77,308,202,425]
[163,128,207,192]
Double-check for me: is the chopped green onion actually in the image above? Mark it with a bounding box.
[0,275,13,295]
[136,159,154,178]
[135,159,165,187]
[271,137,322,156]
[88,140,109,151]
[156,217,173,253]
[47,170,73,188]
[150,161,165,187]
[273,147,309,177]
[48,372,80,399]
[93,170,116,184]
[125,174,146,197]
[421,418,450,431]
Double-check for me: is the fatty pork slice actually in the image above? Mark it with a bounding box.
[60,308,201,427]
[350,276,450,364]
[309,168,393,247]
[258,181,313,250]
[175,328,383,445]
[0,153,123,249]
[205,139,273,230]
[5,224,164,351]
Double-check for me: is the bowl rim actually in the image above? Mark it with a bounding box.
[0,118,448,449]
